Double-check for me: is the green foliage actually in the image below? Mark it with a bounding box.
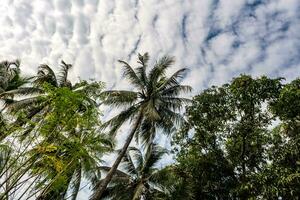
[264,78,300,198]
[28,84,112,200]
[0,61,111,200]
[172,75,285,199]
[0,55,299,200]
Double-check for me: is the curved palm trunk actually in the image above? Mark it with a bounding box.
[90,112,143,200]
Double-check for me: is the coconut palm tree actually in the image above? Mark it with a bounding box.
[1,61,72,120]
[0,61,105,199]
[91,53,191,199]
[1,61,102,138]
[0,79,109,200]
[99,144,170,200]
[0,60,30,95]
[0,60,31,140]
[33,130,113,200]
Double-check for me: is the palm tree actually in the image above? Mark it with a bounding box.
[1,61,72,120]
[0,60,31,140]
[1,61,102,137]
[0,60,30,95]
[99,144,170,200]
[0,61,105,199]
[91,53,191,199]
[33,130,113,200]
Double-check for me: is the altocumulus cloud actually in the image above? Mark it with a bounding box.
[0,0,300,199]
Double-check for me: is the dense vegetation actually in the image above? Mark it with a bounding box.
[0,55,299,200]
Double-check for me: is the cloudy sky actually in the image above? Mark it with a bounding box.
[1,0,300,198]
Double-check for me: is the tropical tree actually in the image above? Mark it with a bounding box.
[99,144,170,200]
[28,85,113,200]
[262,78,300,199]
[0,62,107,199]
[1,61,96,127]
[172,75,283,199]
[0,60,30,95]
[91,53,192,199]
[0,60,31,140]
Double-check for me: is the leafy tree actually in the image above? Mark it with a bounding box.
[0,62,109,200]
[172,75,282,199]
[91,53,191,199]
[262,78,300,199]
[28,85,113,200]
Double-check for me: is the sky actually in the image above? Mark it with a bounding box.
[0,0,300,199]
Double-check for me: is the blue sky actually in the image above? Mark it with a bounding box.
[0,0,299,198]
[1,0,299,90]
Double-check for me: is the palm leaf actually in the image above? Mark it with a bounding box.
[142,145,168,175]
[148,56,175,89]
[101,105,140,137]
[34,64,58,87]
[161,85,192,97]
[136,53,149,87]
[0,87,43,98]
[119,60,143,89]
[101,90,138,108]
[58,60,72,87]
[157,68,189,92]
[69,166,82,200]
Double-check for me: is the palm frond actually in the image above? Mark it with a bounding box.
[58,60,72,87]
[69,166,82,200]
[128,147,144,173]
[121,151,138,177]
[34,64,58,87]
[119,60,143,89]
[161,85,192,97]
[160,97,192,111]
[5,96,43,113]
[142,144,168,175]
[157,68,189,92]
[101,90,138,108]
[138,119,156,147]
[101,105,140,137]
[148,56,175,87]
[0,87,43,98]
[136,53,149,86]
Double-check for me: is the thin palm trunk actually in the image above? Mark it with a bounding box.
[10,173,37,199]
[91,111,143,200]
[36,159,75,200]
[0,161,36,199]
[70,167,82,200]
[0,156,34,188]
[16,175,41,200]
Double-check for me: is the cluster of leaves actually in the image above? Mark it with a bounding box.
[171,75,300,199]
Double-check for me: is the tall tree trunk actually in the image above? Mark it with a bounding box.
[90,112,143,200]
